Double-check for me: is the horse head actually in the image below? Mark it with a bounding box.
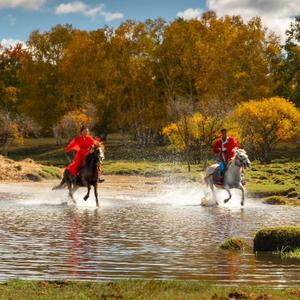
[89,142,105,163]
[233,148,251,169]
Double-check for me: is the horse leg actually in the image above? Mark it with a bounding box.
[211,184,218,205]
[223,185,232,203]
[84,184,91,201]
[52,173,66,190]
[68,182,76,204]
[207,177,218,205]
[52,179,65,190]
[94,183,99,207]
[238,183,245,206]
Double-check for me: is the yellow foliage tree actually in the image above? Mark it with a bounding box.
[162,112,223,170]
[53,107,94,144]
[0,112,23,155]
[229,97,300,163]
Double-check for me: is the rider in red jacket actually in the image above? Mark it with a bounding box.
[66,126,104,182]
[213,129,239,180]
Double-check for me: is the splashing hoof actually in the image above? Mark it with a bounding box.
[83,196,88,201]
[224,199,230,204]
[241,201,244,206]
[201,197,217,207]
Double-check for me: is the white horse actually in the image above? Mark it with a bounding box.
[204,149,251,206]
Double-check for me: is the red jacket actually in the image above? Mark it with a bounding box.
[213,137,239,162]
[66,135,101,176]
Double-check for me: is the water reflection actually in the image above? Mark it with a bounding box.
[0,183,299,286]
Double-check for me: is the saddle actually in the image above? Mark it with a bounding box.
[213,166,224,186]
[212,165,246,186]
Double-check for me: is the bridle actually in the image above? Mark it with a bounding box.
[234,152,249,168]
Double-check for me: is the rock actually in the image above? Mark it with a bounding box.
[25,173,42,182]
[254,226,300,251]
[22,158,35,163]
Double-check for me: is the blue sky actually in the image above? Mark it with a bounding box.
[1,0,300,46]
[0,0,206,44]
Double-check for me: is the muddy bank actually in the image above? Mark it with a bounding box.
[0,155,62,182]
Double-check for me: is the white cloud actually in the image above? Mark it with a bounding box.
[55,1,86,14]
[1,38,25,48]
[96,10,123,22]
[0,0,46,10]
[177,8,203,20]
[207,0,300,42]
[55,1,124,22]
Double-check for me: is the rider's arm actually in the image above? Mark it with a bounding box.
[213,140,221,154]
[66,137,80,152]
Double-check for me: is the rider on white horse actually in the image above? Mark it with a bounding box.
[213,129,239,184]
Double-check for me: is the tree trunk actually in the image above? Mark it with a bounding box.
[186,148,191,172]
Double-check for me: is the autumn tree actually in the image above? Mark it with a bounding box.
[194,13,281,113]
[0,14,285,144]
[229,97,300,163]
[0,43,25,113]
[278,16,300,107]
[20,25,74,133]
[162,111,223,170]
[108,19,167,144]
[53,104,96,144]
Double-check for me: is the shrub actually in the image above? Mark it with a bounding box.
[254,226,300,251]
[220,238,251,251]
[262,196,288,205]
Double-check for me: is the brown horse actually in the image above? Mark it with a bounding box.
[53,143,105,207]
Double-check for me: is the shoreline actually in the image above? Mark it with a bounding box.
[0,173,298,201]
[0,154,299,204]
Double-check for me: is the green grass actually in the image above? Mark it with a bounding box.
[103,160,203,181]
[39,166,62,179]
[283,248,300,259]
[246,161,300,198]
[0,280,299,300]
[275,248,300,260]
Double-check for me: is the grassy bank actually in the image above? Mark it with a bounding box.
[4,135,300,199]
[1,280,300,300]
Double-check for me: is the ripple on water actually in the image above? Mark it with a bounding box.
[0,182,299,286]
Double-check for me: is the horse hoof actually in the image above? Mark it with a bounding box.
[83,197,88,201]
[224,199,229,204]
[241,201,244,206]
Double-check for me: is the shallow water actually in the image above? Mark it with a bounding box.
[0,181,299,287]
